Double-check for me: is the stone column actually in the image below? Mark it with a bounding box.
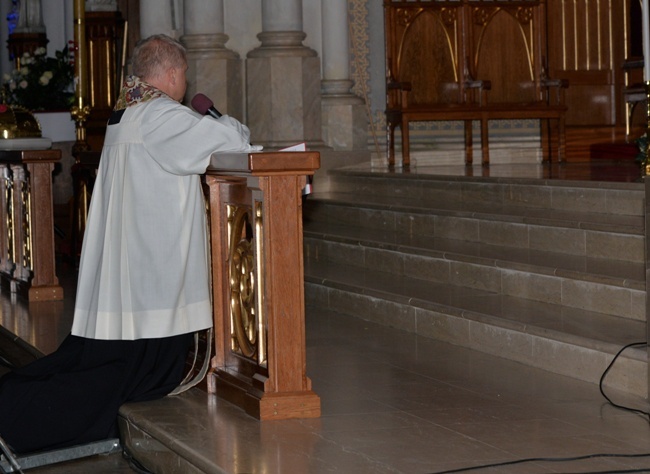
[247,0,323,148]
[321,0,366,150]
[181,0,242,118]
[139,0,173,39]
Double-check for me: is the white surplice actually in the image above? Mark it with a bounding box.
[72,96,255,340]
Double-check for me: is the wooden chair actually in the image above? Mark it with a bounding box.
[622,58,646,141]
[384,0,568,167]
[467,1,568,164]
[384,1,488,167]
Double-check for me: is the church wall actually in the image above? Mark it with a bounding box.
[0,0,496,153]
[6,0,385,152]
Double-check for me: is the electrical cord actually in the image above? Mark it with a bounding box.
[429,341,650,474]
[599,342,650,419]
[429,453,650,474]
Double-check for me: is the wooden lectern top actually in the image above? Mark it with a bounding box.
[208,151,320,176]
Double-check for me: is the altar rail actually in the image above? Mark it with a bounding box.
[0,149,63,301]
[205,150,321,420]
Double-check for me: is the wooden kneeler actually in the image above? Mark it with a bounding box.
[205,151,321,420]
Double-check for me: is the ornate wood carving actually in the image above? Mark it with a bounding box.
[206,151,321,420]
[384,0,567,167]
[546,0,628,127]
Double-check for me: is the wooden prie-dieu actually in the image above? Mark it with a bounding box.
[205,150,321,420]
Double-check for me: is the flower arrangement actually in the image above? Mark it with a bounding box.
[3,46,74,111]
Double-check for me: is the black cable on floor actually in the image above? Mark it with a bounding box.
[429,452,650,474]
[599,341,650,419]
[122,449,153,474]
[430,341,650,474]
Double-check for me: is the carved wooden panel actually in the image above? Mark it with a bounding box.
[85,11,126,151]
[206,151,321,421]
[389,6,463,105]
[546,0,628,126]
[469,4,541,104]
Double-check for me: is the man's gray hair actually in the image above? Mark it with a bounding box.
[132,34,187,81]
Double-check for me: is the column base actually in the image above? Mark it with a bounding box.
[247,32,322,146]
[322,80,367,150]
[182,34,243,119]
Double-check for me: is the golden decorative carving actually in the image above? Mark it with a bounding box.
[253,200,267,368]
[227,205,258,360]
[0,150,62,300]
[516,7,534,25]
[472,6,493,26]
[70,103,91,123]
[396,7,418,26]
[440,8,457,27]
[71,103,92,155]
[20,173,32,273]
[3,167,14,267]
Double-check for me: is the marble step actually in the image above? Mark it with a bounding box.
[325,169,645,219]
[305,194,644,263]
[303,222,645,321]
[302,173,648,397]
[304,259,647,397]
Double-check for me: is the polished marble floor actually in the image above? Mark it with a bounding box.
[2,160,650,473]
[1,272,650,472]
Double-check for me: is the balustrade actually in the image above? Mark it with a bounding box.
[0,149,63,301]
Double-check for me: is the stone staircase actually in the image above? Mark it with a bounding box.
[302,167,648,397]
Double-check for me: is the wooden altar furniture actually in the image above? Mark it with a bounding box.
[0,149,63,301]
[622,58,646,141]
[205,150,321,420]
[71,151,100,259]
[384,0,568,167]
[84,11,126,151]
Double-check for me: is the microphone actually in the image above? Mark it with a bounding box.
[191,93,222,119]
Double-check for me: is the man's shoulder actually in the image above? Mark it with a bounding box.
[110,97,181,123]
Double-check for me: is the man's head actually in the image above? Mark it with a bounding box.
[132,34,188,102]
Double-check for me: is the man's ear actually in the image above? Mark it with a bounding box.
[168,67,177,86]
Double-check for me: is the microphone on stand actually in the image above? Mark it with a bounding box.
[191,93,222,119]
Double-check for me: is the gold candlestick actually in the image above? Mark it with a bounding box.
[72,0,90,155]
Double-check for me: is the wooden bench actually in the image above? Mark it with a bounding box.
[384,0,568,167]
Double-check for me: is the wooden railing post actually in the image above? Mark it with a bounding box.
[0,149,63,301]
[205,150,321,420]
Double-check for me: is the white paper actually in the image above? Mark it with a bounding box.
[280,142,306,152]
